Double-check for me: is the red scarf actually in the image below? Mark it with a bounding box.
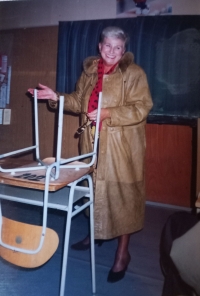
[88,58,117,128]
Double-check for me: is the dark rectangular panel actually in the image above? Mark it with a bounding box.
[56,17,200,122]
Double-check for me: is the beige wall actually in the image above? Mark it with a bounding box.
[172,0,200,15]
[0,0,200,30]
[0,0,116,30]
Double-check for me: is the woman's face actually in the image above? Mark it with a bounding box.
[99,36,125,67]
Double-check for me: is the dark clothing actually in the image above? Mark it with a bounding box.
[160,211,199,296]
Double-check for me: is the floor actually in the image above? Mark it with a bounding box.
[0,186,187,296]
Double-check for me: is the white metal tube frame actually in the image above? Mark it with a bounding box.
[0,92,102,172]
[0,161,59,254]
[0,90,65,179]
[0,90,102,295]
[0,91,65,255]
[59,173,96,296]
[0,90,65,254]
[0,173,96,295]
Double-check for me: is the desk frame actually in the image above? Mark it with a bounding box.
[0,91,102,295]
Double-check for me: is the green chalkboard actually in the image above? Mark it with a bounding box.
[56,16,200,124]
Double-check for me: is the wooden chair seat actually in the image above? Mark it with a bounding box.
[0,217,59,268]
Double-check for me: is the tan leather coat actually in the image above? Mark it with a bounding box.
[50,52,153,239]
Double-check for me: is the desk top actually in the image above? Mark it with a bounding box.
[0,158,93,191]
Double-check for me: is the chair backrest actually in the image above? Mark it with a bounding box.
[0,91,102,179]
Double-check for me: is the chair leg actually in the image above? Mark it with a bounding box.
[59,185,74,296]
[59,176,96,296]
[88,175,96,294]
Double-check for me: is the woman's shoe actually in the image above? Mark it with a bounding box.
[107,268,127,283]
[71,239,103,251]
[71,240,90,251]
[107,254,131,283]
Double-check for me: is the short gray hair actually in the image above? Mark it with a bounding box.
[100,26,129,47]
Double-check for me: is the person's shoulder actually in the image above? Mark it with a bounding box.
[128,64,146,77]
[119,52,142,73]
[83,56,99,74]
[119,52,134,68]
[121,52,146,77]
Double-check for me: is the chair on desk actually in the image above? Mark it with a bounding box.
[0,90,102,296]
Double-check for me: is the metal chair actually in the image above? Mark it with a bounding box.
[0,90,102,296]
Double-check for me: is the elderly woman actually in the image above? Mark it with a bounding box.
[28,26,153,283]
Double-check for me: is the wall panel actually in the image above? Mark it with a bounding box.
[146,124,193,207]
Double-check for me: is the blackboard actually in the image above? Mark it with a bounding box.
[56,16,200,124]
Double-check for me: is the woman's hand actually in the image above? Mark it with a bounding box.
[88,108,111,122]
[27,83,58,101]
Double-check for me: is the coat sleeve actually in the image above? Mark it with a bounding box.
[107,66,153,127]
[49,72,87,114]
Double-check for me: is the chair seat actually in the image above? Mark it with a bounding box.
[0,157,93,191]
[0,217,59,268]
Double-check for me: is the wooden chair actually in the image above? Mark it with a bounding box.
[0,90,102,296]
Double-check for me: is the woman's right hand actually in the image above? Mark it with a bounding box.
[27,83,58,101]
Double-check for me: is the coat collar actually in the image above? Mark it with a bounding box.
[83,52,134,75]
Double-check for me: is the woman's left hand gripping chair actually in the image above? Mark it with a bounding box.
[0,91,102,296]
